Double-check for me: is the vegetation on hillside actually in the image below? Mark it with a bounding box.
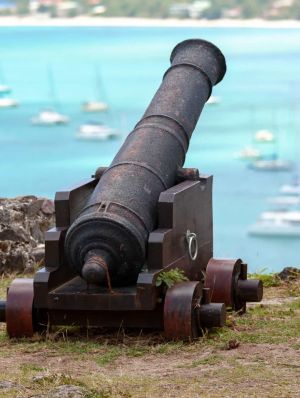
[101,0,300,20]
[11,0,300,19]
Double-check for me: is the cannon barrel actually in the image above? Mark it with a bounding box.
[65,39,226,286]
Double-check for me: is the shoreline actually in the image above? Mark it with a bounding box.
[1,16,300,28]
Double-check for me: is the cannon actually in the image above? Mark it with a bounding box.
[0,39,263,339]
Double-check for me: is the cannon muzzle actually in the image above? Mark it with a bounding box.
[65,39,226,286]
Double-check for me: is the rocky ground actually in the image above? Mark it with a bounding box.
[0,196,55,274]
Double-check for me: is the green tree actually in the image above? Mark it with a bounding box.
[16,0,30,15]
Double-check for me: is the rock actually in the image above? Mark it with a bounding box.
[31,385,87,398]
[0,243,34,274]
[31,244,45,263]
[27,199,44,217]
[277,267,300,281]
[29,222,45,243]
[0,240,10,252]
[41,199,55,215]
[0,380,22,390]
[0,196,55,273]
[0,224,30,242]
[49,385,87,398]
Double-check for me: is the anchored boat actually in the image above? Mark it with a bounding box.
[0,98,19,108]
[31,109,69,125]
[76,121,119,141]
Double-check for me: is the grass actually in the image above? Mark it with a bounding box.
[249,271,281,287]
[0,274,299,397]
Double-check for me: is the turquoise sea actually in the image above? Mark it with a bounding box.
[1,26,300,272]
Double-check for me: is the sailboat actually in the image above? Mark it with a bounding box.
[76,121,119,141]
[235,145,261,160]
[248,215,300,237]
[0,85,11,95]
[249,176,300,237]
[31,65,69,126]
[249,157,292,171]
[254,129,275,143]
[0,98,19,108]
[268,196,300,206]
[0,63,19,108]
[280,183,300,195]
[249,124,292,171]
[82,65,108,113]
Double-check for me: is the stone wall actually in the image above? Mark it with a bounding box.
[0,196,55,274]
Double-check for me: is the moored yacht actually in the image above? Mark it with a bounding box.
[249,206,300,237]
[76,121,119,141]
[31,109,69,125]
[236,145,261,160]
[254,129,275,143]
[82,100,108,113]
[248,217,300,237]
[0,85,11,94]
[249,158,292,171]
[0,97,19,108]
[280,183,300,195]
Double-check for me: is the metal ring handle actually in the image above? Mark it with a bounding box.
[186,230,198,261]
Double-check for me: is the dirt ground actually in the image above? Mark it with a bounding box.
[0,275,299,398]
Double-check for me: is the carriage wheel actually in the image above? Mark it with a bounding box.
[164,281,201,339]
[6,278,35,338]
[205,258,263,312]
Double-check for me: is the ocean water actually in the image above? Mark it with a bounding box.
[0,26,300,272]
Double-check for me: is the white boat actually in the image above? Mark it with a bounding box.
[31,66,69,126]
[0,84,11,94]
[280,183,300,195]
[82,65,109,113]
[235,145,261,160]
[31,109,69,125]
[248,218,300,237]
[82,101,108,113]
[249,208,300,237]
[260,210,300,222]
[206,95,220,105]
[0,98,19,108]
[76,122,119,141]
[268,196,300,206]
[254,129,275,143]
[249,159,292,171]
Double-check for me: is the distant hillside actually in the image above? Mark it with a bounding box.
[102,0,300,19]
[12,0,300,19]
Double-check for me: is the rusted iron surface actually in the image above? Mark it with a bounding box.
[147,178,213,279]
[197,286,226,329]
[6,278,34,338]
[237,279,263,303]
[176,167,200,182]
[65,39,226,287]
[92,166,107,180]
[43,307,164,329]
[197,302,226,329]
[55,178,97,228]
[164,281,201,339]
[205,258,263,312]
[164,281,226,339]
[82,249,113,289]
